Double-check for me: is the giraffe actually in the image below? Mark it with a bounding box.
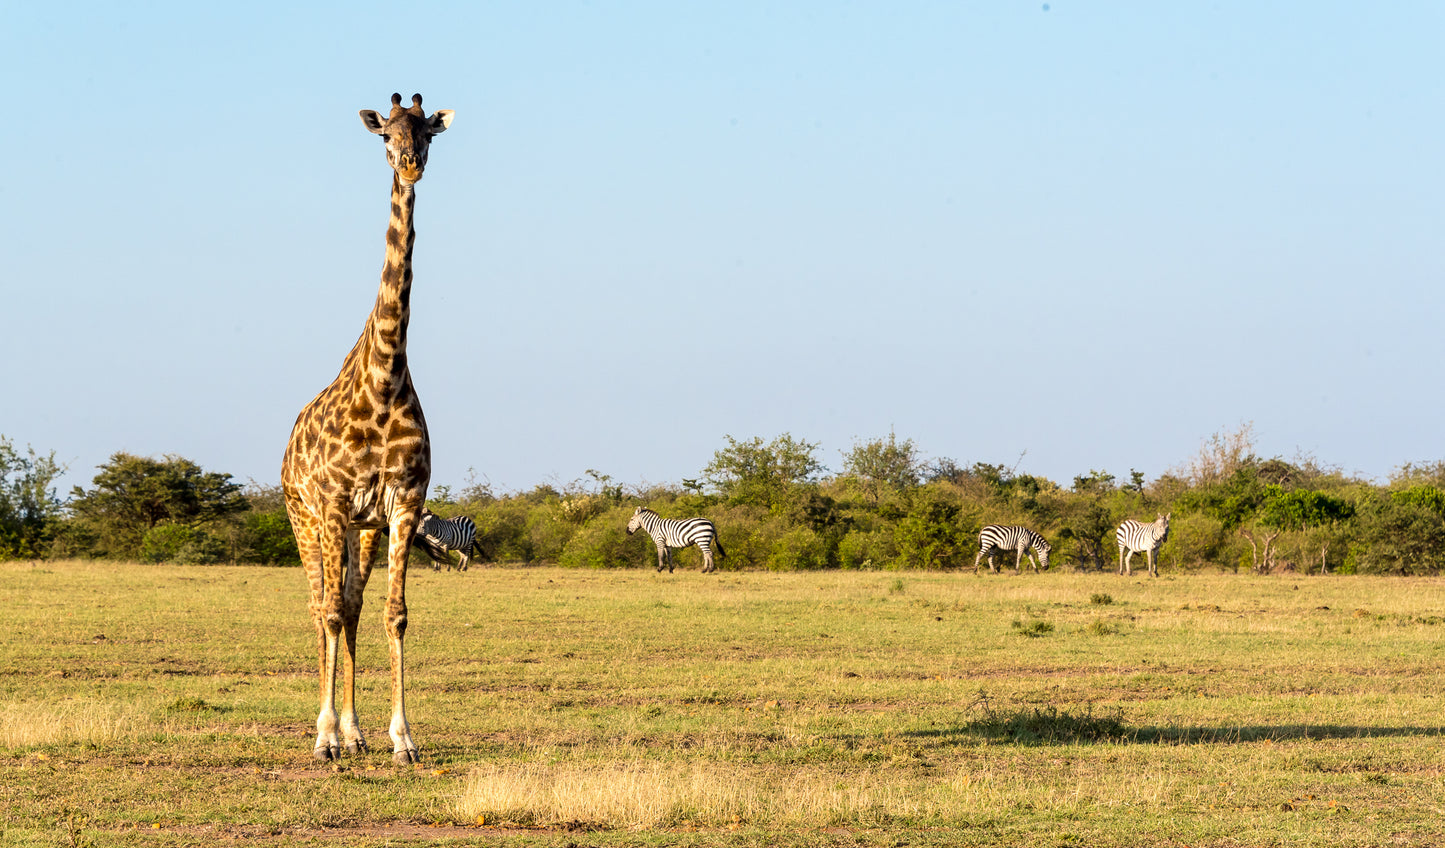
[281,93,454,765]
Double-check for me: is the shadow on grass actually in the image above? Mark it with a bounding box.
[905,706,1445,747]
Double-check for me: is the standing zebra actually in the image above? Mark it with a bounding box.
[625,506,725,573]
[1116,513,1170,576]
[413,508,483,572]
[973,525,1052,574]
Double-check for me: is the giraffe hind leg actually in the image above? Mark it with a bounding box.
[338,528,380,756]
[310,508,352,761]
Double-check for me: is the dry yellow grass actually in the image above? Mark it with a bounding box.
[0,700,140,748]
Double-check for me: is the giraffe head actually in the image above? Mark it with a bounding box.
[359,93,454,185]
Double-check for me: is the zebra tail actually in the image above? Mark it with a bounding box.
[713,534,726,560]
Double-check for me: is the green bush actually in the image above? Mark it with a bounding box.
[471,500,535,563]
[140,524,193,564]
[765,526,831,571]
[837,528,896,570]
[139,524,227,565]
[237,510,298,566]
[558,507,643,569]
[893,487,969,570]
[1165,512,1229,569]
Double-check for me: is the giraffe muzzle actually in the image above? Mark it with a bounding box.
[397,154,424,183]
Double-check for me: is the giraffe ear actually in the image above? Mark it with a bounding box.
[428,110,455,134]
[360,110,387,134]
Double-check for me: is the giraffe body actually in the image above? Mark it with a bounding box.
[281,94,453,765]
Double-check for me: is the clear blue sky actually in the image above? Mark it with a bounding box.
[4,2,1442,496]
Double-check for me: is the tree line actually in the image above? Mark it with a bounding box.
[4,425,1445,574]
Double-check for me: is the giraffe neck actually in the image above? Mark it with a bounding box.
[365,173,417,366]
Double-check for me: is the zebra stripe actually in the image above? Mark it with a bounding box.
[973,524,1052,574]
[1116,513,1170,576]
[626,506,725,573]
[415,508,480,572]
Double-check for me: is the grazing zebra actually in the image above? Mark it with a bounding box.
[625,506,725,573]
[414,508,483,572]
[973,524,1052,574]
[1116,513,1171,577]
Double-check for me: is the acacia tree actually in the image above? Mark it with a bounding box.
[840,431,921,506]
[1258,486,1355,573]
[0,436,66,559]
[67,453,248,560]
[702,433,824,509]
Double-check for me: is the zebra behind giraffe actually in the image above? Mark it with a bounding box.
[973,524,1052,574]
[626,506,725,573]
[414,508,483,571]
[1116,513,1170,576]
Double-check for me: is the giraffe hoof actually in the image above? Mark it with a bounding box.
[313,745,340,762]
[393,747,420,766]
[346,739,368,755]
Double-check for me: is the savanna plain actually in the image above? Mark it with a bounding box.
[2,560,1444,847]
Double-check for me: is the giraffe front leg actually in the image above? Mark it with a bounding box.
[385,516,420,766]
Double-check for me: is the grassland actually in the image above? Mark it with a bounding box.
[2,560,1443,846]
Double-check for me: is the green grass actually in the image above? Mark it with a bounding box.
[2,561,1444,846]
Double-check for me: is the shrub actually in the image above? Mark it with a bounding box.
[766,526,831,571]
[558,507,643,569]
[892,487,969,570]
[837,528,896,570]
[237,510,298,566]
[139,524,194,564]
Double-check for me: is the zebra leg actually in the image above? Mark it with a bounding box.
[701,545,715,573]
[1015,548,1024,574]
[973,551,985,574]
[1123,549,1135,576]
[457,551,470,571]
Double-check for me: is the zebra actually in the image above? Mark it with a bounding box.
[1116,513,1170,576]
[413,508,483,572]
[625,506,725,573]
[973,524,1052,574]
